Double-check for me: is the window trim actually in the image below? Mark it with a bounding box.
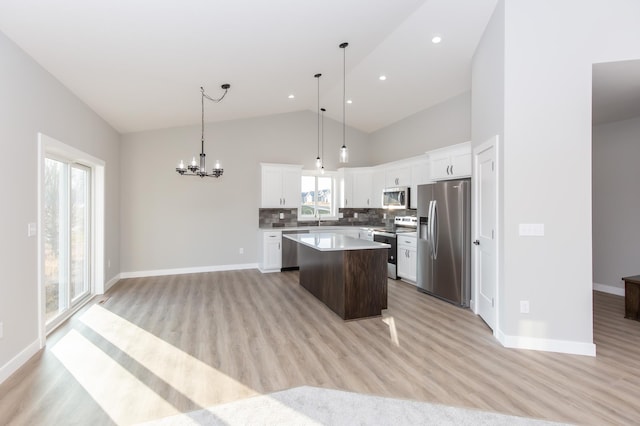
[299,170,338,221]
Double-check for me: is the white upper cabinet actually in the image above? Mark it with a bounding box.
[429,142,471,181]
[371,168,385,208]
[353,169,374,208]
[339,168,354,208]
[333,143,470,211]
[340,167,375,208]
[385,166,411,188]
[409,156,431,209]
[261,163,302,208]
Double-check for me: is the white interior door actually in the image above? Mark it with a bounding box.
[473,136,498,331]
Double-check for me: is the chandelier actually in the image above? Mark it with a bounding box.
[176,84,230,178]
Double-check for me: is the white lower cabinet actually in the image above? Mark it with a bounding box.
[397,234,417,284]
[260,231,282,272]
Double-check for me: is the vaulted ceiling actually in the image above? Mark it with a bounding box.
[0,0,498,134]
[1,1,634,135]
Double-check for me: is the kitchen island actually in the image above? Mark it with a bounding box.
[283,232,390,320]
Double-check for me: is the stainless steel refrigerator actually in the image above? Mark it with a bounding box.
[417,179,471,307]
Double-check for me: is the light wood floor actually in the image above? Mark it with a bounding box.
[1,270,639,425]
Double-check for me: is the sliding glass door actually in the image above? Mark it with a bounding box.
[44,157,91,330]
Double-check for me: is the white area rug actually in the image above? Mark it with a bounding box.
[138,386,569,425]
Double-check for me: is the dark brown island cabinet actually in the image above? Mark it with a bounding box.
[284,233,390,320]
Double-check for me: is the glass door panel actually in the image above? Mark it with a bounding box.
[70,165,90,301]
[44,158,68,322]
[44,157,91,329]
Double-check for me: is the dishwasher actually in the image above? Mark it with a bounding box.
[281,229,310,271]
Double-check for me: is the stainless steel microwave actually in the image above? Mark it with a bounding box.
[382,187,409,209]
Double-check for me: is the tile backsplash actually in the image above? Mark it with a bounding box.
[259,208,416,228]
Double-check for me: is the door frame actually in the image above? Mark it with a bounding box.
[472,135,500,335]
[37,133,105,346]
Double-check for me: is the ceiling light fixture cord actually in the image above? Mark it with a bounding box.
[321,107,326,173]
[315,73,322,169]
[176,84,230,178]
[339,42,349,163]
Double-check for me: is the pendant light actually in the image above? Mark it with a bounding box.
[314,73,322,169]
[339,42,349,163]
[320,107,326,174]
[175,84,230,178]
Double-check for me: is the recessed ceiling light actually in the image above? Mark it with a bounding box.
[432,35,442,44]
[379,75,387,81]
[288,94,295,99]
[346,99,353,104]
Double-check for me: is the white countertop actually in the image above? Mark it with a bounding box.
[283,232,390,252]
[260,225,375,232]
[397,232,417,238]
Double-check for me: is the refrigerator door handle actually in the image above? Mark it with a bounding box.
[428,200,435,259]
[432,200,438,260]
[426,200,432,256]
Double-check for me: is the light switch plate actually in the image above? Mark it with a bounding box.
[519,223,544,236]
[27,223,37,237]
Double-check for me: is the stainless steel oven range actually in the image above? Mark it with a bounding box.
[373,216,417,279]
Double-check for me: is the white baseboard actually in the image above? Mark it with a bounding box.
[593,282,625,297]
[120,263,259,279]
[496,329,596,357]
[103,273,121,293]
[0,339,41,385]
[257,267,281,273]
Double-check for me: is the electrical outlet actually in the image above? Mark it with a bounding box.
[520,300,530,314]
[279,212,285,219]
[27,223,37,237]
[354,212,358,219]
[383,213,387,219]
[239,248,244,254]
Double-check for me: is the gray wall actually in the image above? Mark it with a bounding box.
[593,116,640,291]
[471,0,640,351]
[0,31,120,371]
[119,110,369,273]
[367,91,471,165]
[471,0,505,328]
